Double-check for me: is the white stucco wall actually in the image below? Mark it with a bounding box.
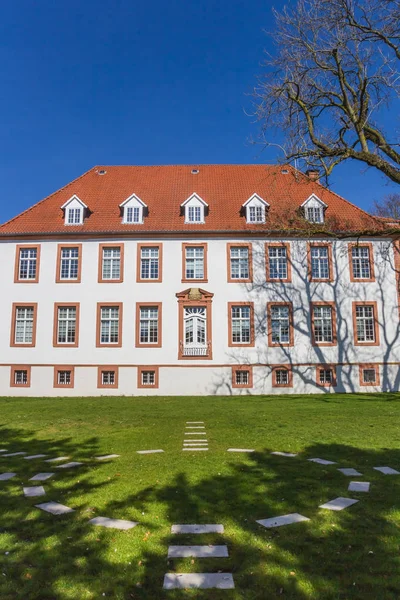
[0,235,399,396]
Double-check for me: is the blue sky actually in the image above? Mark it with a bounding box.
[1,0,398,224]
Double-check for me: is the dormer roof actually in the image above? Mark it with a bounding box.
[61,195,88,210]
[301,194,328,208]
[242,193,269,208]
[180,193,208,207]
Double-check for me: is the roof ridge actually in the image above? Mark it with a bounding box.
[0,166,95,230]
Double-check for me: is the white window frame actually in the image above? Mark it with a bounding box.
[60,247,80,280]
[184,307,207,348]
[102,247,121,280]
[14,370,28,385]
[313,306,333,343]
[355,305,375,343]
[100,306,120,345]
[352,246,371,279]
[231,306,251,344]
[268,246,288,279]
[270,305,290,344]
[141,370,156,386]
[235,370,249,385]
[140,247,159,280]
[139,307,159,344]
[15,307,34,344]
[101,371,116,386]
[18,248,37,280]
[230,247,250,279]
[275,369,289,385]
[310,246,329,279]
[57,370,72,385]
[319,368,333,385]
[185,246,205,280]
[57,306,77,345]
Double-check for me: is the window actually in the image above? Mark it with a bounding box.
[136,303,162,348]
[188,206,202,222]
[266,244,291,282]
[54,305,79,347]
[137,244,162,282]
[182,194,207,224]
[10,366,31,388]
[248,206,264,223]
[138,366,159,389]
[11,304,37,347]
[120,194,146,224]
[56,245,82,283]
[311,303,336,346]
[177,288,213,360]
[15,245,40,283]
[272,367,292,387]
[182,307,208,355]
[61,195,87,226]
[349,244,375,281]
[309,244,331,281]
[97,367,119,388]
[317,366,336,387]
[359,364,380,386]
[306,206,323,223]
[232,365,253,389]
[126,206,140,223]
[98,306,121,345]
[67,208,82,224]
[227,244,252,282]
[229,304,254,347]
[182,244,207,282]
[267,303,293,346]
[353,303,379,346]
[54,367,75,388]
[99,244,123,283]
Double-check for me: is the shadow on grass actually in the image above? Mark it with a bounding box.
[0,424,399,599]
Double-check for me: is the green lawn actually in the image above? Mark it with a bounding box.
[0,393,400,600]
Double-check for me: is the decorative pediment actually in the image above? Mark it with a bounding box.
[176,288,214,302]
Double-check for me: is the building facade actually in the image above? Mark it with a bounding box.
[1,164,399,396]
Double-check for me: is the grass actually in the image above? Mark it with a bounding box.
[0,392,399,599]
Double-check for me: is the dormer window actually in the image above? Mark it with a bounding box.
[61,196,87,226]
[302,195,327,224]
[243,194,269,224]
[181,194,208,224]
[120,194,147,225]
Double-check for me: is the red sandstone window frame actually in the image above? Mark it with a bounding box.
[181,243,208,283]
[97,366,119,389]
[316,365,337,387]
[10,365,31,388]
[348,242,375,282]
[137,366,160,389]
[226,243,253,283]
[55,244,83,283]
[96,303,123,348]
[352,301,380,346]
[53,366,75,388]
[136,243,163,283]
[14,244,41,284]
[359,363,380,386]
[265,242,292,283]
[267,302,294,347]
[271,365,293,388]
[53,303,80,348]
[227,302,255,348]
[10,303,38,348]
[232,365,253,389]
[98,243,124,283]
[310,301,337,347]
[135,302,162,348]
[176,289,213,360]
[307,242,333,282]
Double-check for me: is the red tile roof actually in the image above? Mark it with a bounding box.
[0,164,387,236]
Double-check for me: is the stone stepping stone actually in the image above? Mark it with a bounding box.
[136,449,164,455]
[183,441,208,444]
[163,573,234,590]
[184,433,207,436]
[348,481,370,493]
[319,497,358,511]
[168,545,228,558]
[186,426,205,429]
[374,466,400,475]
[271,451,297,457]
[182,448,208,451]
[171,524,224,534]
[338,468,363,476]
[95,454,120,460]
[0,473,16,481]
[45,456,69,463]
[186,421,204,424]
[56,462,83,469]
[24,454,47,460]
[35,501,74,515]
[30,473,54,481]
[23,486,45,497]
[3,452,27,457]
[257,513,310,529]
[227,448,254,453]
[88,516,138,530]
[308,458,336,465]
[0,449,8,453]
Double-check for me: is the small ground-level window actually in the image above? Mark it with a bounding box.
[359,364,380,387]
[272,366,292,387]
[97,366,119,389]
[54,366,75,388]
[317,366,336,387]
[102,371,115,385]
[232,365,253,389]
[138,366,159,389]
[10,366,31,388]
[58,371,71,385]
[15,370,28,385]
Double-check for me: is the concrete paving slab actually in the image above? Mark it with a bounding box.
[29,473,54,481]
[35,502,74,515]
[271,451,297,457]
[257,513,310,528]
[319,497,358,511]
[95,454,120,460]
[374,466,400,475]
[182,448,208,451]
[3,452,27,457]
[308,458,336,465]
[88,516,138,530]
[24,486,45,497]
[348,481,370,492]
[186,422,204,424]
[171,524,224,534]
[136,449,164,454]
[168,545,228,558]
[163,573,234,589]
[338,468,363,476]
[56,462,83,469]
[227,448,254,453]
[0,473,16,481]
[24,455,47,460]
[45,457,69,463]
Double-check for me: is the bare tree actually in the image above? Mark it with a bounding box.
[254,0,400,184]
[372,193,400,218]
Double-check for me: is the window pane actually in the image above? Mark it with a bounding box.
[269,247,288,279]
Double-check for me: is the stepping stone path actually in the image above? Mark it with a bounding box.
[348,481,370,493]
[164,523,234,589]
[0,473,16,481]
[24,454,47,460]
[30,473,54,481]
[183,421,208,451]
[137,449,164,455]
[227,448,254,453]
[338,468,362,476]
[308,458,336,465]
[23,486,45,497]
[374,466,400,475]
[45,457,69,463]
[319,497,358,511]
[271,451,297,458]
[56,462,83,469]
[89,516,138,530]
[95,454,120,460]
[257,513,310,529]
[36,502,74,515]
